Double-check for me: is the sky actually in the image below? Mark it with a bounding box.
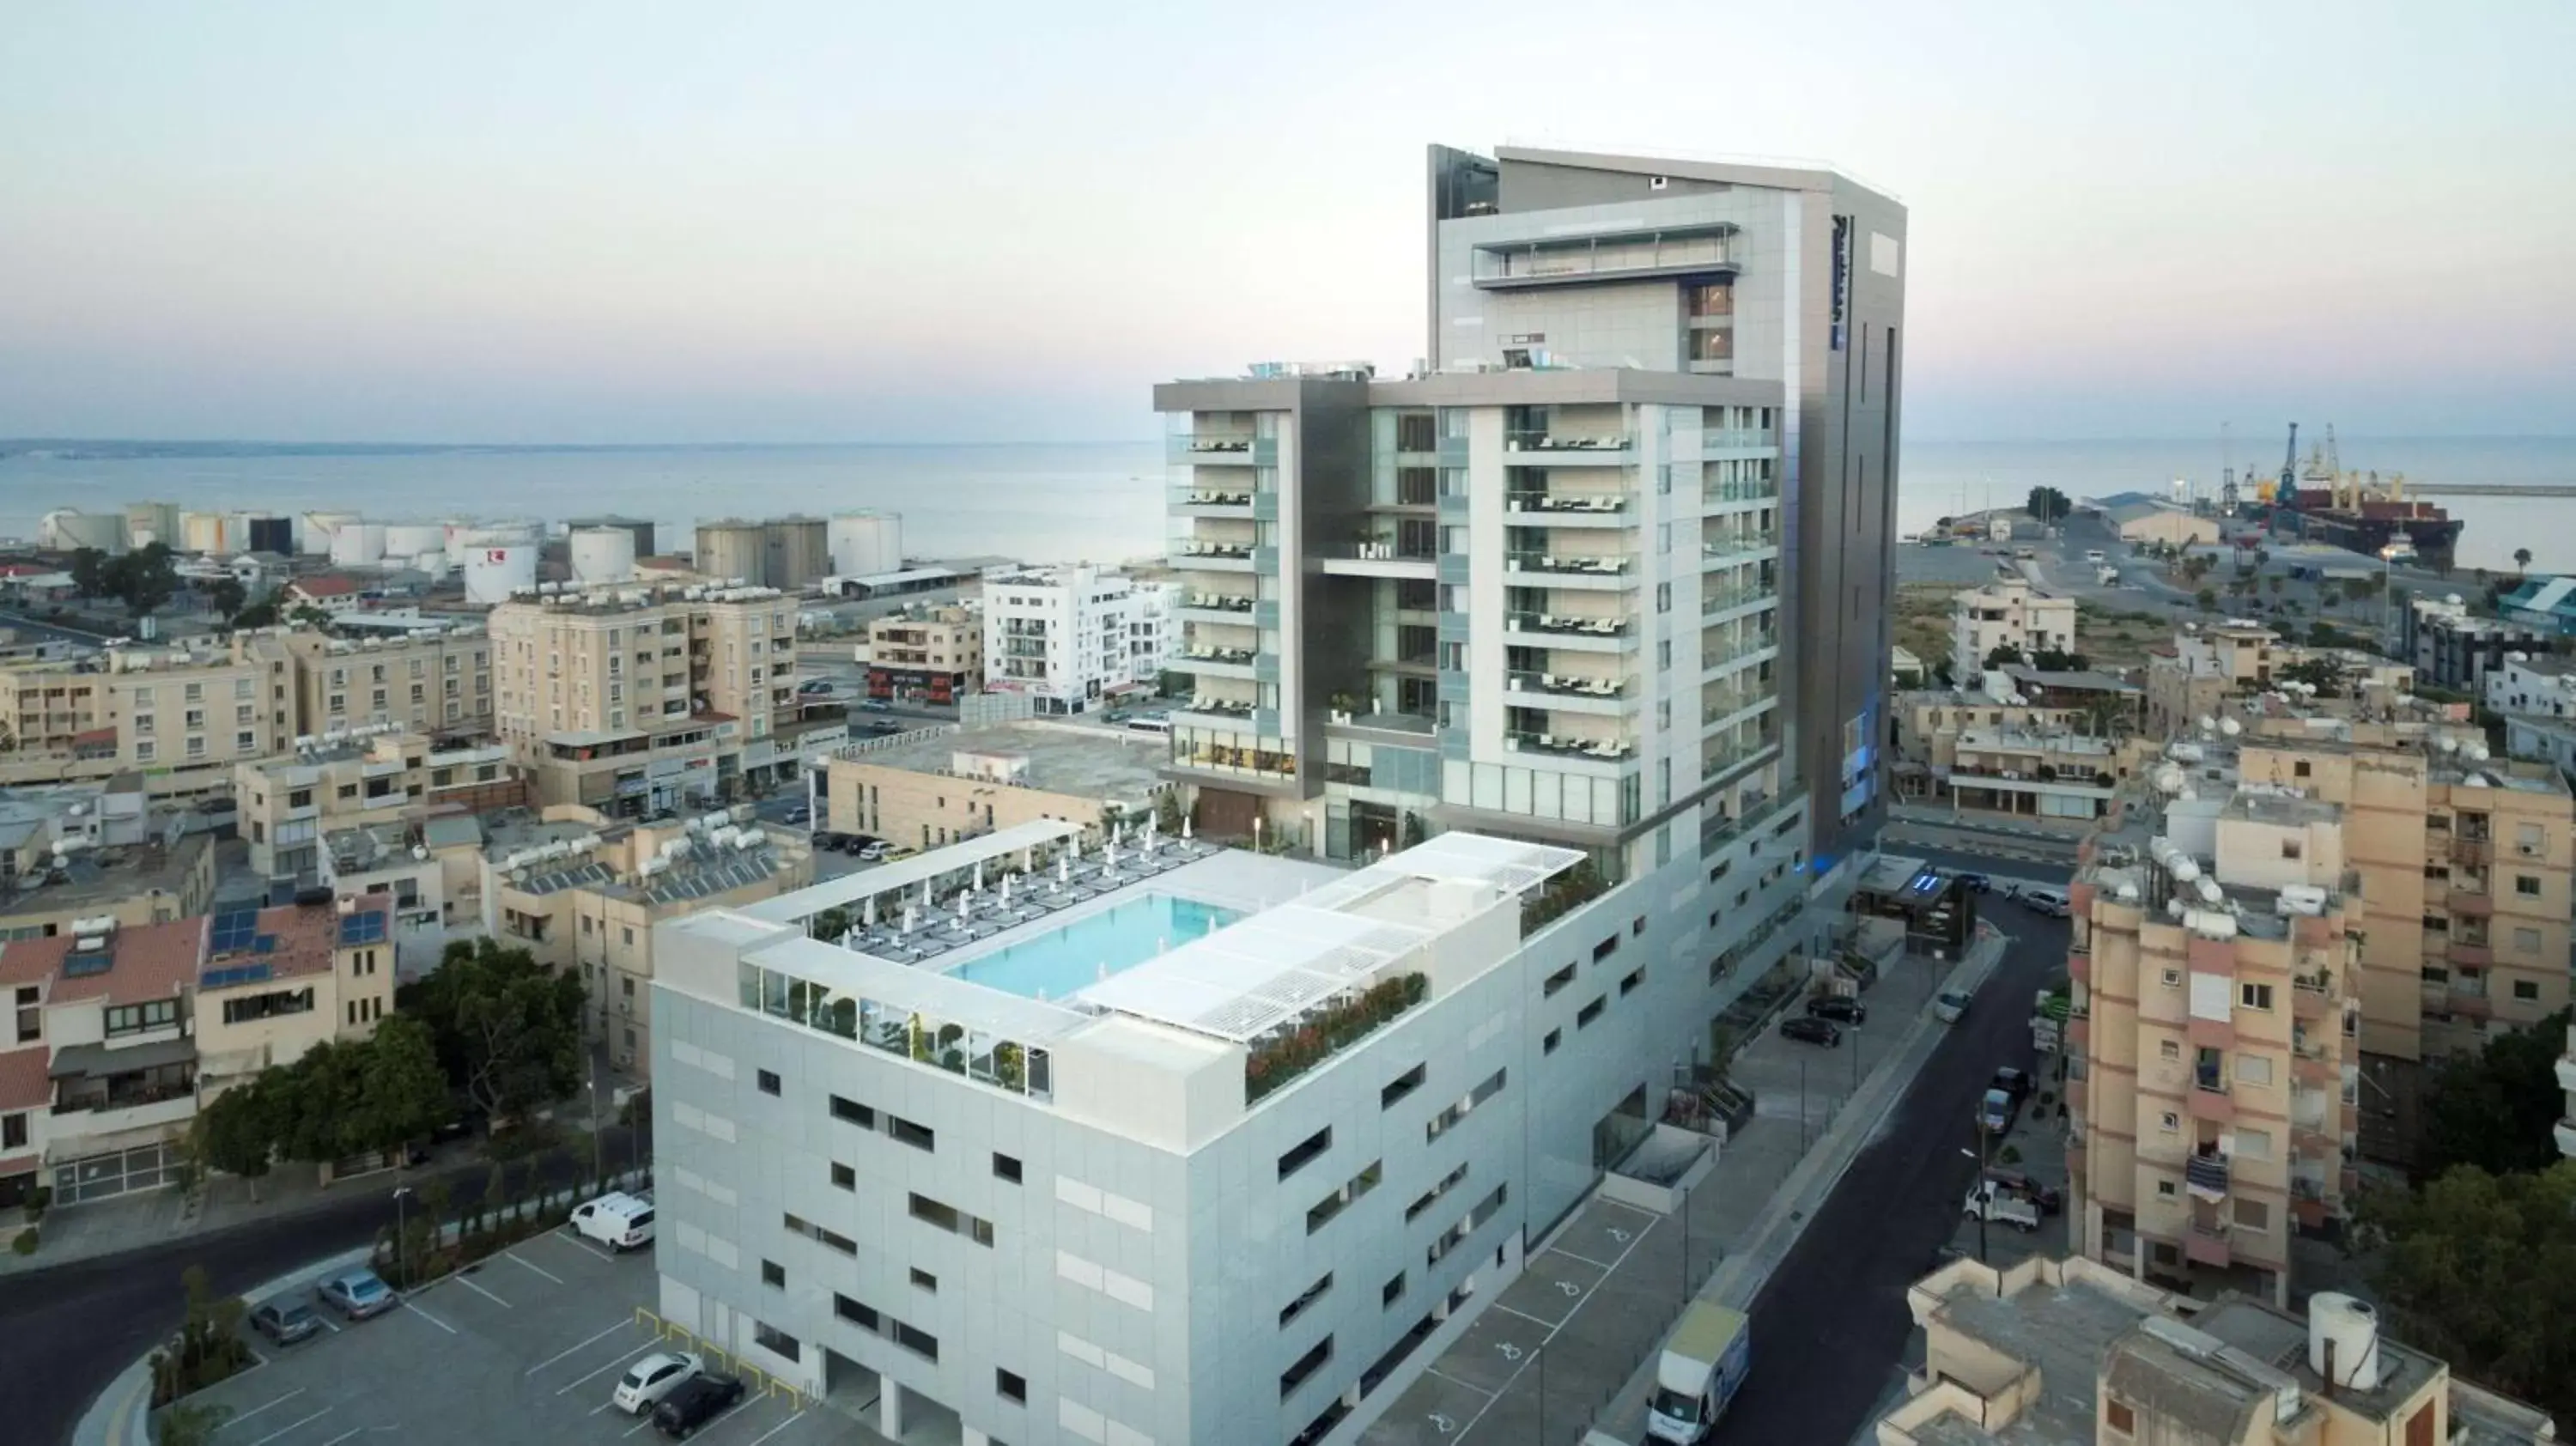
[2,1,2571,445]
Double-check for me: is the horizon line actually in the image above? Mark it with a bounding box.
[7,431,2574,454]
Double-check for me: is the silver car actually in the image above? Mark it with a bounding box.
[314,1267,398,1321]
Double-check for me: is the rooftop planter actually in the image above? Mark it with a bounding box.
[1521,859,1610,934]
[1244,972,1428,1103]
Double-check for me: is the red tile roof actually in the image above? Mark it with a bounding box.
[0,1045,50,1113]
[0,916,204,1007]
[293,575,359,598]
[207,895,390,983]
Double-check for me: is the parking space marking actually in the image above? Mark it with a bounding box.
[1425,1368,1494,1399]
[695,1398,756,1438]
[1490,1303,1555,1328]
[317,1430,366,1446]
[1595,1198,1660,1219]
[216,1386,305,1430]
[245,1408,331,1446]
[506,1251,567,1285]
[403,1299,457,1334]
[623,1412,661,1437]
[560,1347,661,1396]
[1545,1248,1612,1270]
[740,1410,808,1446]
[452,1273,513,1309]
[526,1319,635,1376]
[550,1227,617,1261]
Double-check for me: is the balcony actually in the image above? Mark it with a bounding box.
[2447,939,2494,968]
[2189,1081,2236,1123]
[1319,538,1437,580]
[1168,434,1276,466]
[2293,973,2334,1020]
[2450,835,2493,866]
[1700,532,1783,565]
[2184,1220,2233,1268]
[1701,578,1777,617]
[2445,887,2493,916]
[1504,731,1636,764]
[1505,493,1631,527]
[1504,552,1637,590]
[2185,1152,2231,1196]
[2069,947,2091,987]
[1472,224,1738,292]
[1702,478,1781,507]
[1503,612,1636,653]
[1176,647,1259,681]
[1177,592,1257,627]
[1701,632,1779,675]
[1503,431,1633,463]
[1505,671,1631,714]
[1173,540,1257,572]
[1174,487,1257,517]
[1176,693,1255,722]
[1700,687,1772,728]
[1702,735,1778,778]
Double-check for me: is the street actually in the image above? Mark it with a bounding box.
[0,1126,647,1446]
[1710,903,2069,1446]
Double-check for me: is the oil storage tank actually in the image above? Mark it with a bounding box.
[829,511,902,578]
[694,519,767,586]
[566,514,655,559]
[383,522,447,560]
[763,515,830,589]
[330,522,389,567]
[241,514,293,556]
[464,544,537,604]
[181,510,231,554]
[125,501,181,550]
[298,510,360,556]
[570,526,638,585]
[43,509,128,554]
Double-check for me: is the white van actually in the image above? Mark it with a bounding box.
[571,1191,656,1251]
[2084,549,2106,564]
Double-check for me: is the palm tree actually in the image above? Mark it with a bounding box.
[2513,547,2533,577]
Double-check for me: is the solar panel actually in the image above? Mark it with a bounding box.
[209,907,261,955]
[62,951,112,978]
[338,910,388,946]
[204,963,272,988]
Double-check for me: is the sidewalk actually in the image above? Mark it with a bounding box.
[1358,926,2005,1446]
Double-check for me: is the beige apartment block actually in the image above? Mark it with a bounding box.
[247,629,496,739]
[2069,775,2361,1307]
[866,605,983,703]
[478,805,811,1072]
[193,896,398,1101]
[2147,623,2283,737]
[0,828,216,942]
[1895,691,2089,759]
[1882,1253,2556,1445]
[490,585,799,816]
[1951,580,2076,682]
[824,724,1170,851]
[236,731,523,880]
[1942,728,2145,823]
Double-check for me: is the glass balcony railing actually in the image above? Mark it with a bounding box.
[1507,552,1634,579]
[1701,689,1774,725]
[1701,633,1778,671]
[1168,434,1277,465]
[1701,532,1782,562]
[1505,611,1632,641]
[1701,478,1781,505]
[1180,591,1255,615]
[1506,671,1631,702]
[1504,493,1629,517]
[1505,731,1637,762]
[1175,540,1255,562]
[1700,579,1776,614]
[1504,430,1632,455]
[1177,646,1256,666]
[1178,694,1255,719]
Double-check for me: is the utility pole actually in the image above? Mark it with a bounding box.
[393,1185,415,1285]
[590,1062,605,1187]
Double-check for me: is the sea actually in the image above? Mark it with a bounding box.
[0,435,2568,574]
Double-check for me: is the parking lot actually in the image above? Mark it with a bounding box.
[189,1225,848,1446]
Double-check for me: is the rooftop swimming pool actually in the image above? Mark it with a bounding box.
[945,893,1241,1000]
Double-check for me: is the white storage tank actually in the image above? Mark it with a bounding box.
[569,526,638,585]
[457,518,541,549]
[298,510,360,556]
[383,522,447,559]
[2308,1293,2382,1391]
[180,510,231,554]
[829,511,902,577]
[464,544,537,604]
[330,522,389,567]
[42,509,128,554]
[411,550,452,580]
[125,501,181,550]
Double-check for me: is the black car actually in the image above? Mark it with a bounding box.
[653,1374,746,1437]
[1806,995,1868,1025]
[1990,1066,2033,1104]
[1950,871,1993,894]
[1779,1016,1841,1048]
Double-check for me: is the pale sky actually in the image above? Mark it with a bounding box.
[2,1,2569,443]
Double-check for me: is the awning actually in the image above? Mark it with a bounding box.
[48,1036,197,1078]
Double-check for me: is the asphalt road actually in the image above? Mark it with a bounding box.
[1711,907,2070,1446]
[1,1126,647,1446]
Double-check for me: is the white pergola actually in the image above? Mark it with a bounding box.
[738,818,1084,926]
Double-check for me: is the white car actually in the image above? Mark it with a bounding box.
[613,1352,704,1415]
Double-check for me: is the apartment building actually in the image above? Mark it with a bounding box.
[2485,653,2576,722]
[2065,762,2362,1305]
[647,824,1814,1446]
[2397,592,2552,694]
[0,896,400,1207]
[1951,580,2077,683]
[0,827,216,943]
[1942,728,2143,823]
[1881,1254,2555,1445]
[866,607,984,705]
[2146,622,2284,737]
[823,725,1169,852]
[479,806,812,1073]
[237,729,522,879]
[247,628,496,739]
[982,566,1175,715]
[489,585,799,814]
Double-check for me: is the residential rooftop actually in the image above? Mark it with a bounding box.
[0,831,209,916]
[835,723,1170,805]
[0,914,204,1006]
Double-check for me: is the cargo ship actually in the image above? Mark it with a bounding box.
[2268,440,2464,568]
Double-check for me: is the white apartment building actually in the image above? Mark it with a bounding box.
[1950,580,2076,684]
[981,567,1176,715]
[649,825,1813,1446]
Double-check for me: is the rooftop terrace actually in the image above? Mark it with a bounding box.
[831,722,1170,804]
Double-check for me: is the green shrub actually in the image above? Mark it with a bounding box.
[11,1228,37,1255]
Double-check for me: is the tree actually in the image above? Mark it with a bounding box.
[2194,586,2218,613]
[1982,644,2028,671]
[151,1266,250,1403]
[155,1400,234,1446]
[399,939,586,1125]
[191,1078,279,1202]
[2421,1007,2573,1179]
[205,575,246,622]
[2030,648,2088,672]
[2514,546,2533,577]
[2265,574,2285,599]
[2352,1161,2576,1428]
[68,547,109,600]
[2024,487,2071,525]
[232,599,280,629]
[106,542,180,619]
[347,1017,453,1157]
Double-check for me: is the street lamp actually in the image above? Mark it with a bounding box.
[392,1185,416,1285]
[1962,1122,1992,1264]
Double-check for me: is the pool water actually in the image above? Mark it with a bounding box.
[946,894,1240,1000]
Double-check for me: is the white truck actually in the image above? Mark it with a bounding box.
[2096,565,2120,586]
[1961,1182,2042,1233]
[1647,1300,1752,1444]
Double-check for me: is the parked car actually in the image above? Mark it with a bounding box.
[783,805,811,825]
[856,698,892,712]
[1983,1169,2063,1215]
[571,1191,657,1252]
[1779,1016,1842,1048]
[856,841,890,861]
[653,1373,747,1437]
[1806,995,1867,1025]
[1990,1066,2033,1104]
[867,717,904,732]
[249,1297,323,1345]
[1949,872,1993,895]
[1961,1182,2041,1232]
[1978,1086,2020,1135]
[2007,884,2071,917]
[798,678,833,694]
[314,1267,398,1321]
[613,1352,705,1416]
[1934,989,1974,1024]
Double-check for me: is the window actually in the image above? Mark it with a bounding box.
[2512,979,2541,1000]
[2159,1039,2181,1060]
[2235,1054,2273,1088]
[2106,1398,2136,1434]
[2238,982,2274,1012]
[1577,995,1606,1028]
[762,1260,785,1288]
[1382,1064,1426,1110]
[886,1115,935,1151]
[2160,969,2181,988]
[1382,1272,1406,1308]
[756,1069,781,1096]
[1279,1126,1332,1180]
[783,1212,857,1256]
[1543,962,1575,996]
[908,1192,995,1246]
[2232,1198,2271,1232]
[909,1267,938,1294]
[830,1161,855,1191]
[1280,1336,1334,1399]
[997,1369,1026,1405]
[1,1112,24,1150]
[993,1151,1022,1183]
[105,999,181,1036]
[1280,1271,1332,1328]
[1543,1029,1561,1055]
[1592,933,1619,963]
[1620,967,1643,996]
[2515,874,2542,896]
[1304,1160,1382,1234]
[751,1321,800,1362]
[2237,1126,2274,1161]
[2159,1111,2180,1133]
[1656,583,1671,613]
[2156,1180,2178,1199]
[2280,838,2303,860]
[835,1294,878,1331]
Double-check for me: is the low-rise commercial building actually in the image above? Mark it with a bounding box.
[1882,1254,2556,1444]
[1951,580,2077,684]
[2499,575,2576,637]
[2105,501,2222,549]
[478,806,813,1073]
[866,606,983,705]
[1945,728,2139,823]
[824,724,1171,852]
[2397,593,2552,696]
[249,628,496,740]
